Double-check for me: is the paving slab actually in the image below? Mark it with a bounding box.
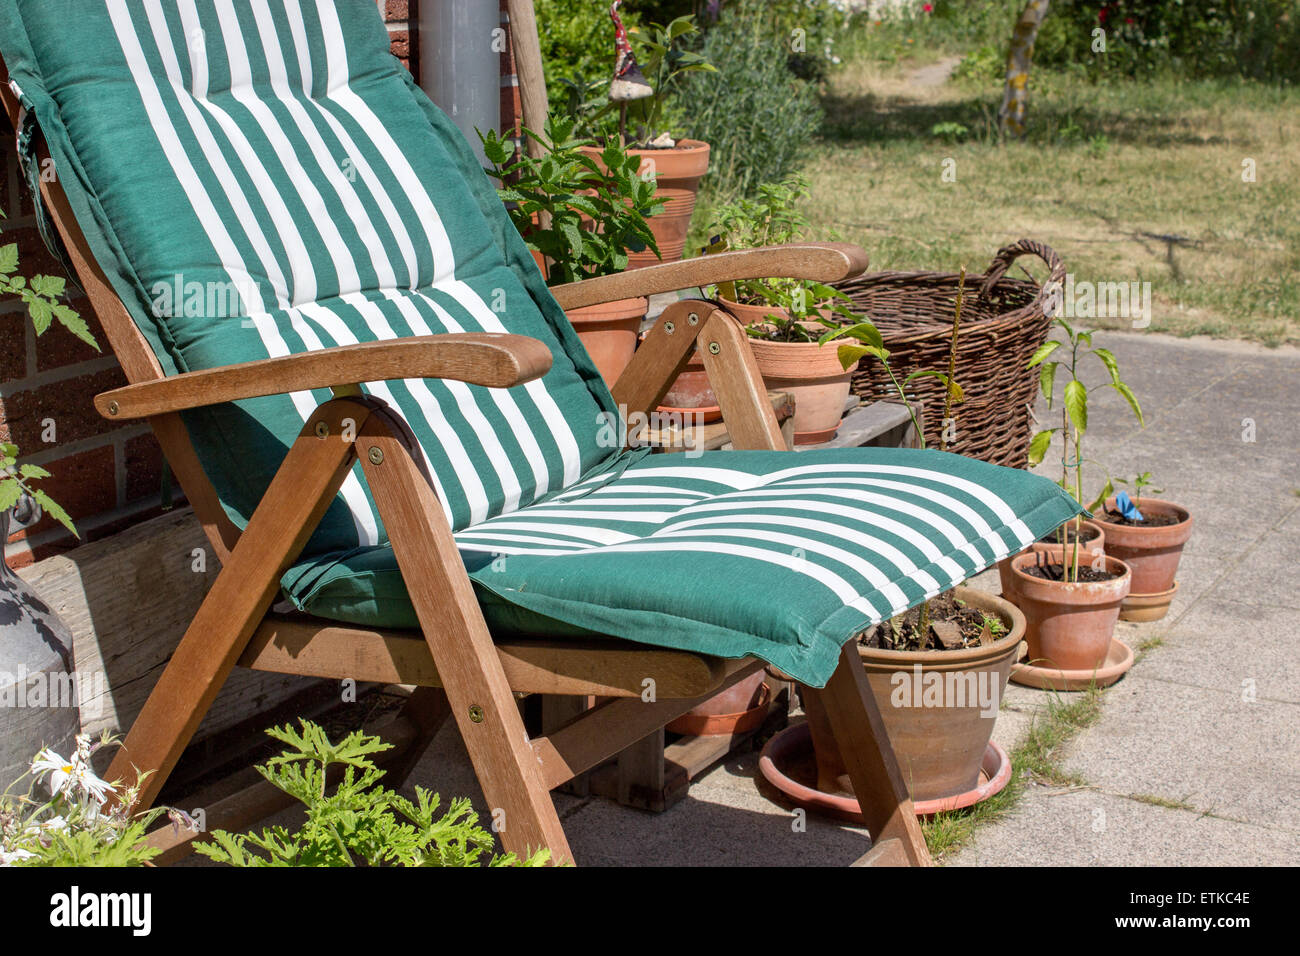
[1059,676,1300,831]
[949,788,1300,867]
[1140,599,1300,704]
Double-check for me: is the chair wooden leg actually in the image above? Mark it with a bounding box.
[106,398,377,808]
[804,643,932,866]
[358,408,574,864]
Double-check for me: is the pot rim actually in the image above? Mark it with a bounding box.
[1037,517,1106,544]
[1097,496,1193,534]
[1010,552,1132,592]
[855,587,1026,668]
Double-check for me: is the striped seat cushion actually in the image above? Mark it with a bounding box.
[0,0,618,554]
[284,448,1082,686]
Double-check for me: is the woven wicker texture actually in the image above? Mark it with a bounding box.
[835,239,1064,469]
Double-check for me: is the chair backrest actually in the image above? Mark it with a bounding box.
[0,0,622,563]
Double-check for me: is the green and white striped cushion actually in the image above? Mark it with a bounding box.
[1,1,1083,686]
[0,0,618,553]
[285,448,1081,686]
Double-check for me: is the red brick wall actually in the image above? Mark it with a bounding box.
[1,1,520,569]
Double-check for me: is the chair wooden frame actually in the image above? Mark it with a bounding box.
[1,75,930,867]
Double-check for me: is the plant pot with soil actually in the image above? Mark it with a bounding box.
[1010,550,1131,672]
[998,517,1107,602]
[1092,475,1192,621]
[1009,316,1145,685]
[765,588,1024,813]
[703,177,867,443]
[481,117,664,387]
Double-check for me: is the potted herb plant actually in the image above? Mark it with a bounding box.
[1008,320,1140,678]
[482,116,664,385]
[1094,472,1193,621]
[762,311,1027,810]
[570,12,715,268]
[703,177,860,443]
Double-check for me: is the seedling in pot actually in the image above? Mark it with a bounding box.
[1113,471,1164,520]
[1026,319,1144,582]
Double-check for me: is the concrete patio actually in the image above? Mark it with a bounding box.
[187,329,1300,866]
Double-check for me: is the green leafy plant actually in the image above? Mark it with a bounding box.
[706,176,855,341]
[0,235,96,349]
[1,221,95,537]
[1115,471,1162,510]
[481,116,664,285]
[2,732,168,867]
[619,15,715,145]
[564,15,715,146]
[1,442,77,536]
[536,0,642,118]
[930,120,970,142]
[1026,318,1144,580]
[194,720,552,867]
[684,0,824,197]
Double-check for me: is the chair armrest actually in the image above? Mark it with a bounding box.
[548,242,869,311]
[96,333,553,420]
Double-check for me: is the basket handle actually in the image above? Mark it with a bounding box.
[978,239,1065,306]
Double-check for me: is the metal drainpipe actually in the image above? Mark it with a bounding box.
[418,0,502,166]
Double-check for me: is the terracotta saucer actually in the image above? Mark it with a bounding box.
[666,683,771,736]
[655,403,723,425]
[1009,636,1134,691]
[1120,581,1178,622]
[758,721,1012,822]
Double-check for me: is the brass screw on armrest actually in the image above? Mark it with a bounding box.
[368,446,384,465]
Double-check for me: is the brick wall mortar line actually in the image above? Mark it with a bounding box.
[14,424,150,467]
[3,491,183,561]
[0,354,119,397]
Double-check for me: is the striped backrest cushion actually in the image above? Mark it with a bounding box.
[0,0,618,554]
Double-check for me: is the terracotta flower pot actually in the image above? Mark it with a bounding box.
[579,140,710,268]
[1011,552,1131,672]
[658,349,722,423]
[719,298,855,444]
[1097,496,1192,621]
[565,296,648,386]
[666,670,769,736]
[802,588,1025,803]
[998,519,1106,603]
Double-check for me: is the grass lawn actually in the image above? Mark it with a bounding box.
[793,47,1300,346]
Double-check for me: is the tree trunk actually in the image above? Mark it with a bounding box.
[998,0,1051,138]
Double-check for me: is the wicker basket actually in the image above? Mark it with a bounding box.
[834,239,1064,469]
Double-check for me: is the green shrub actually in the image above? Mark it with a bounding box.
[1035,0,1300,83]
[684,0,825,198]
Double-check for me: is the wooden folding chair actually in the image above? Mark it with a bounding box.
[0,73,929,869]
